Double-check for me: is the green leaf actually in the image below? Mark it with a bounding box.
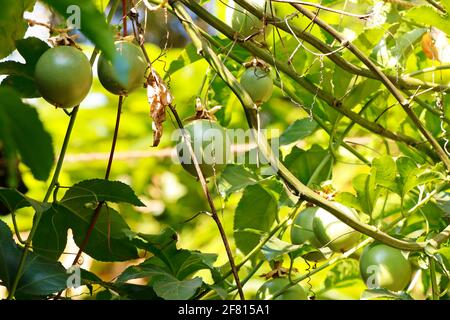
[165,43,201,78]
[284,144,332,186]
[218,164,259,198]
[55,179,144,261]
[172,250,218,280]
[33,204,68,260]
[279,118,318,146]
[117,254,208,300]
[352,173,378,215]
[371,156,399,193]
[152,275,202,300]
[323,259,361,290]
[61,179,145,207]
[0,87,54,180]
[16,37,51,69]
[391,28,427,63]
[0,61,29,77]
[261,237,317,262]
[332,65,354,98]
[0,0,35,59]
[0,219,71,298]
[343,79,381,109]
[0,188,41,214]
[405,5,450,35]
[1,75,40,98]
[109,283,161,300]
[396,158,442,198]
[234,184,277,256]
[41,0,116,59]
[70,205,138,262]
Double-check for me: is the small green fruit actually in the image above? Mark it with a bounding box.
[35,46,93,108]
[97,41,147,95]
[240,66,273,104]
[312,203,361,252]
[290,207,326,262]
[360,243,412,292]
[176,119,231,178]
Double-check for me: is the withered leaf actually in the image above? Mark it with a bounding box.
[147,68,173,147]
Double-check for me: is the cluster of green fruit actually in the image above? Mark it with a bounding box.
[253,203,413,300]
[289,204,413,293]
[34,41,147,108]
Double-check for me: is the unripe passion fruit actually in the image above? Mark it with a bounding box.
[176,119,231,178]
[312,203,361,252]
[359,243,412,292]
[35,46,93,108]
[240,66,273,104]
[97,41,147,95]
[290,207,326,262]
[230,0,266,38]
[256,278,307,300]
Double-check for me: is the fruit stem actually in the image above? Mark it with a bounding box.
[7,105,80,300]
[168,104,246,300]
[429,257,439,300]
[122,0,128,36]
[6,0,121,300]
[54,96,125,300]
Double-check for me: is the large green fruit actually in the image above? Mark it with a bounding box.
[359,243,412,292]
[35,46,92,108]
[312,203,361,252]
[229,0,266,38]
[240,66,273,104]
[256,278,307,300]
[176,119,231,178]
[97,41,146,95]
[290,207,326,262]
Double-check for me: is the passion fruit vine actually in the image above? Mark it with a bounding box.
[35,46,93,108]
[97,41,147,95]
[176,119,231,178]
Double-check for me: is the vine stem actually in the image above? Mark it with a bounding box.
[168,105,245,300]
[429,257,439,300]
[179,0,439,162]
[232,0,449,92]
[168,0,430,252]
[6,0,121,300]
[7,107,80,300]
[69,95,125,268]
[127,3,245,298]
[289,3,450,172]
[194,200,304,300]
[122,0,128,35]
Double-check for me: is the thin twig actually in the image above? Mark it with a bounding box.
[270,0,373,18]
[290,3,450,172]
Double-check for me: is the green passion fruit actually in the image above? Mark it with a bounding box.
[35,46,93,108]
[229,0,271,39]
[240,66,273,104]
[256,278,307,300]
[359,243,412,292]
[312,203,361,252]
[97,41,147,95]
[176,119,231,178]
[290,207,326,262]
